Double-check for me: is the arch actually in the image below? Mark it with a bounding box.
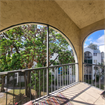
[84,51,92,57]
[82,29,104,64]
[82,28,105,82]
[81,19,105,46]
[83,29,105,45]
[0,22,78,63]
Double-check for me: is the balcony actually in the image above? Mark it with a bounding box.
[0,0,105,105]
[0,63,105,105]
[34,82,105,105]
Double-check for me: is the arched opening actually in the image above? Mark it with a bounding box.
[84,51,92,64]
[0,23,78,104]
[83,30,105,89]
[0,23,78,68]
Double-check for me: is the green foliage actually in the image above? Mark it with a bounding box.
[0,24,75,96]
[0,25,74,72]
[96,84,104,89]
[88,43,98,50]
[58,51,75,64]
[0,25,47,72]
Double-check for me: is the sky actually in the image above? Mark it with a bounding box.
[84,30,105,52]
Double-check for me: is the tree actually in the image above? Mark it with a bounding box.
[49,28,74,64]
[88,43,98,50]
[0,24,74,98]
[0,25,47,96]
[0,27,23,91]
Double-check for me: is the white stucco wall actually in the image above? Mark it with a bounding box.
[93,53,101,64]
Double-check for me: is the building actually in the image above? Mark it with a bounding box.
[84,47,102,80]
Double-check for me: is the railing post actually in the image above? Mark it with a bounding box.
[6,74,8,105]
[19,72,22,104]
[88,65,89,84]
[91,65,93,86]
[104,66,105,91]
[30,71,31,100]
[46,25,49,95]
[99,68,101,89]
[75,63,79,82]
[13,73,15,105]
[24,71,27,96]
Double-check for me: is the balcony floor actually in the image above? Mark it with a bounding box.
[34,82,105,105]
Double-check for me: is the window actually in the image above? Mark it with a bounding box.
[94,60,97,64]
[94,53,97,56]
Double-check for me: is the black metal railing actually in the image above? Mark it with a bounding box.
[83,63,105,90]
[0,63,78,105]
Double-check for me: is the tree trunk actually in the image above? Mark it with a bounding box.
[36,80,41,98]
[35,71,43,98]
[1,75,5,92]
[24,71,31,98]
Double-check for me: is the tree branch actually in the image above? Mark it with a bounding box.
[3,32,19,54]
[50,54,59,66]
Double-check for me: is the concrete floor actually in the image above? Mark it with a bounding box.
[34,82,105,105]
[61,82,105,105]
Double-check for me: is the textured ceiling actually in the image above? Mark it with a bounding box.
[55,0,105,29]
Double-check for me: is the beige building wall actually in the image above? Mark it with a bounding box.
[0,0,105,81]
[0,0,80,56]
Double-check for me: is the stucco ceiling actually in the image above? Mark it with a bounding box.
[55,0,105,29]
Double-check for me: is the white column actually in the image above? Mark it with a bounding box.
[75,64,79,82]
[17,73,19,84]
[69,65,72,81]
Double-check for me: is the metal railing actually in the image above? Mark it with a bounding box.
[0,63,78,105]
[83,63,105,90]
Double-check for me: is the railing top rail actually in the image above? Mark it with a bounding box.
[83,63,105,67]
[49,63,78,68]
[0,63,78,75]
[0,67,48,75]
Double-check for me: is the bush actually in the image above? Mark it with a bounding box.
[85,80,92,84]
[96,75,99,82]
[96,84,104,89]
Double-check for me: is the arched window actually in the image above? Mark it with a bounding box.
[0,23,77,71]
[0,23,79,101]
[83,30,105,89]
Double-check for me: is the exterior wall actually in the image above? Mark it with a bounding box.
[0,0,81,81]
[84,48,93,52]
[81,19,105,43]
[0,0,80,59]
[93,53,101,64]
[0,0,81,80]
[0,0,104,81]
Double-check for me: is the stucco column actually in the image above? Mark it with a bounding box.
[79,44,83,81]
